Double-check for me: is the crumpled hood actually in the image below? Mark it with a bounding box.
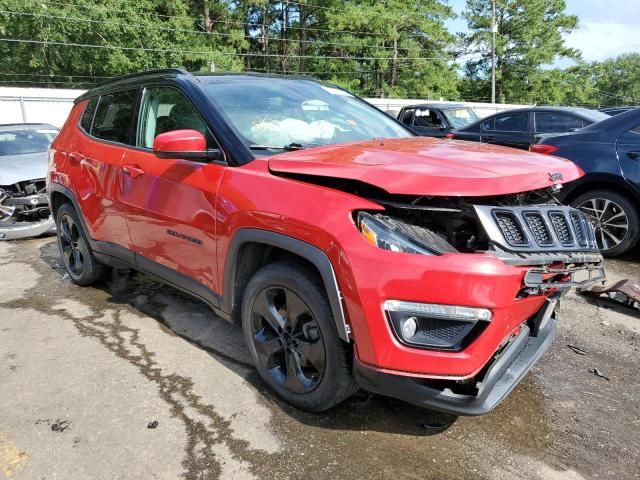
[0,152,49,186]
[268,137,583,196]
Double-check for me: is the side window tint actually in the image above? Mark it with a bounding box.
[92,90,138,144]
[400,109,414,125]
[494,113,528,132]
[535,113,583,133]
[482,118,495,131]
[138,87,207,149]
[413,108,443,128]
[80,97,98,132]
[631,125,640,135]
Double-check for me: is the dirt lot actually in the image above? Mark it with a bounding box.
[1,237,639,480]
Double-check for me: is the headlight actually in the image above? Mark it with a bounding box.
[357,212,436,255]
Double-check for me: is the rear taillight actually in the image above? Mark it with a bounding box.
[530,144,558,155]
[445,133,455,139]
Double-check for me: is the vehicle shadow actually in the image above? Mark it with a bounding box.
[36,241,456,436]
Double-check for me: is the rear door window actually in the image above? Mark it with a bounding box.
[535,112,584,133]
[482,118,495,131]
[91,89,138,144]
[494,112,528,132]
[413,108,443,128]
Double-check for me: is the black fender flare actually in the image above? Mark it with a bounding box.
[222,228,351,342]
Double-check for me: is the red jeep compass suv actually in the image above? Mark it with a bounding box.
[48,69,604,415]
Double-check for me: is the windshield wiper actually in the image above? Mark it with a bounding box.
[249,142,322,152]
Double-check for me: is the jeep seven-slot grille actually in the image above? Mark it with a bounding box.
[524,212,553,246]
[494,212,527,245]
[475,205,598,253]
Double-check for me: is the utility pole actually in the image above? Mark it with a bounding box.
[491,0,497,104]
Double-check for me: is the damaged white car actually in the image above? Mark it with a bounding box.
[0,123,57,240]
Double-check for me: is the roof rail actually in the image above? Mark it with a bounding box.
[96,68,190,87]
[75,68,191,103]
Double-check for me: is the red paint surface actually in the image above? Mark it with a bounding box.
[49,100,575,379]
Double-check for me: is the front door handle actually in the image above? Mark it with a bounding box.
[123,164,145,178]
[627,151,640,160]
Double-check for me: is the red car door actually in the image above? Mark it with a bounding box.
[72,90,138,249]
[121,85,225,295]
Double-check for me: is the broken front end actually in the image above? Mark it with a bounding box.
[345,185,604,415]
[0,178,55,240]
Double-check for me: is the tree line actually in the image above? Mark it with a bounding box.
[0,0,638,107]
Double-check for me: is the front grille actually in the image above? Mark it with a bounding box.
[524,212,553,246]
[570,212,587,246]
[549,212,573,245]
[494,211,528,246]
[474,205,598,253]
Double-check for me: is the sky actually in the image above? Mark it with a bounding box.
[445,0,640,64]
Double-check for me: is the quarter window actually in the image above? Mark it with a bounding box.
[535,113,583,133]
[482,118,495,131]
[494,113,528,132]
[80,97,98,132]
[92,90,138,144]
[138,87,208,149]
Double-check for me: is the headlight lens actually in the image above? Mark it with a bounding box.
[357,212,435,255]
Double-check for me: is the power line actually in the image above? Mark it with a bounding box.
[26,0,406,38]
[0,37,449,61]
[0,9,434,54]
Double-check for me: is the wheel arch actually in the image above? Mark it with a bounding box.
[223,228,351,342]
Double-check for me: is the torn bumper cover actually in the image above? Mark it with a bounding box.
[354,296,559,416]
[0,185,55,240]
[583,279,640,312]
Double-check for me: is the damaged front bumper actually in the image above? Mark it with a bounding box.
[0,185,55,240]
[354,296,560,416]
[0,215,56,240]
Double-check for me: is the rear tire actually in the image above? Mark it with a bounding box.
[56,203,111,286]
[571,189,639,257]
[241,261,357,412]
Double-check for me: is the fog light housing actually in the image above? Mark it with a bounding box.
[384,300,492,350]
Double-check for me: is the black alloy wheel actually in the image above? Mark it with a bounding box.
[242,261,358,412]
[250,286,326,394]
[55,203,110,285]
[59,213,85,277]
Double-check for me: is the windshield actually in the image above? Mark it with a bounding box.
[442,107,480,129]
[0,128,58,156]
[199,76,412,154]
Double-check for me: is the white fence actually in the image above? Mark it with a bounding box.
[0,87,528,128]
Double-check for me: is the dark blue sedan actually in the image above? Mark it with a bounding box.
[532,108,640,256]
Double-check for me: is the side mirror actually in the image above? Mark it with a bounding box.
[152,129,221,161]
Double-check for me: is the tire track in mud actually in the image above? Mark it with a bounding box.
[1,240,283,480]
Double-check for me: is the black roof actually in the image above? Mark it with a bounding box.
[76,69,329,103]
[400,103,468,111]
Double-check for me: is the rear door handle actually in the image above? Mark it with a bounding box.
[626,151,640,160]
[123,164,145,178]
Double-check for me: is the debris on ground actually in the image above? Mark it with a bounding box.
[601,320,611,326]
[147,420,158,429]
[567,344,588,355]
[591,368,610,381]
[583,279,640,313]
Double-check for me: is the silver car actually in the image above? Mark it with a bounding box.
[0,123,57,240]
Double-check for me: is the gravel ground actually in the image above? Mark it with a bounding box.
[0,236,638,480]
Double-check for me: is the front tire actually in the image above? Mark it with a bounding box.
[241,261,357,412]
[571,189,639,257]
[56,203,111,286]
